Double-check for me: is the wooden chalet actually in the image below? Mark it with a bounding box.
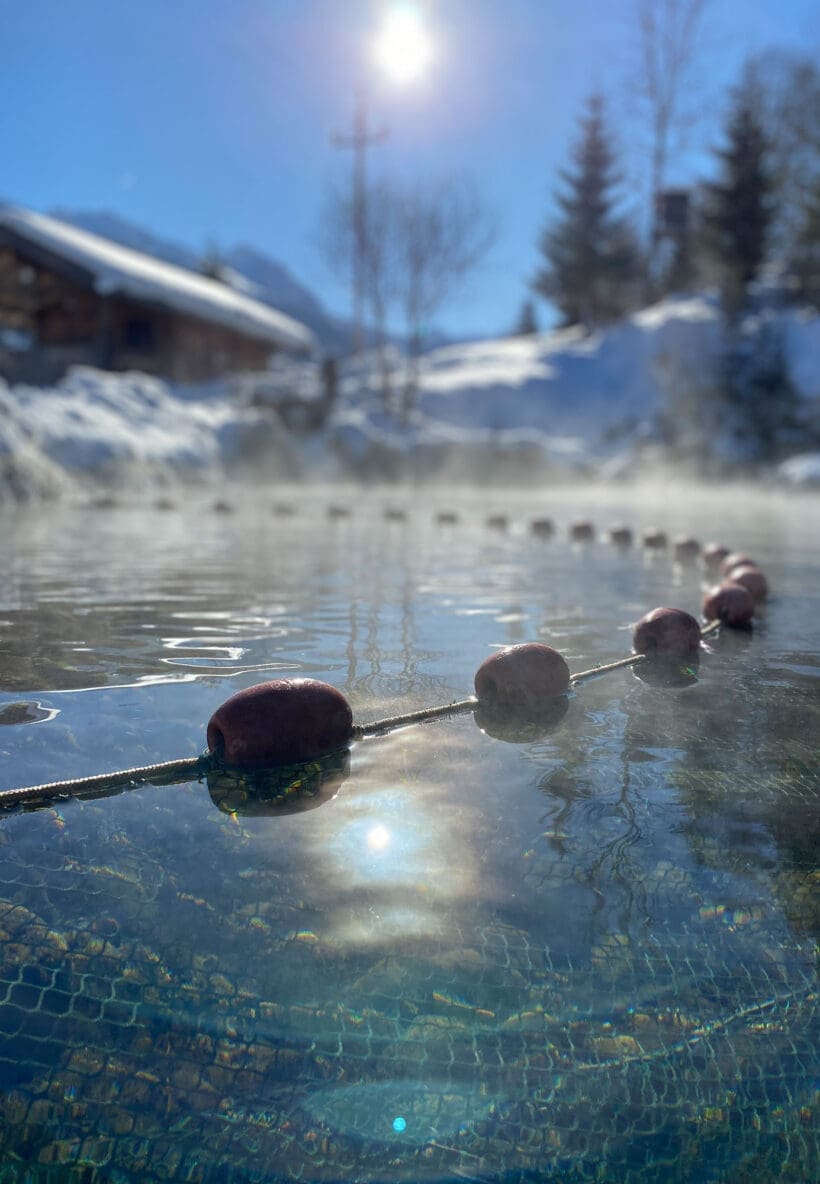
[0,206,314,384]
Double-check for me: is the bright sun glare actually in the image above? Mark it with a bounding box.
[366,824,391,852]
[371,6,436,85]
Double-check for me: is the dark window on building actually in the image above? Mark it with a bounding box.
[123,317,156,350]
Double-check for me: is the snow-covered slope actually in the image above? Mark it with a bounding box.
[329,297,722,466]
[326,295,819,479]
[0,295,817,500]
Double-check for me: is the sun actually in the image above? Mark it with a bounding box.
[371,6,436,86]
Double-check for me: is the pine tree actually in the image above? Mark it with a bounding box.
[513,298,538,335]
[718,321,800,462]
[790,177,820,308]
[533,95,642,330]
[700,83,772,316]
[200,242,227,282]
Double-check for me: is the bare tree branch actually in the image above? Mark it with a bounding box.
[630,0,710,292]
[318,175,495,417]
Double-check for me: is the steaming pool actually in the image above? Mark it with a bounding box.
[0,487,816,1183]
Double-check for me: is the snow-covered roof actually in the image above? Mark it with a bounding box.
[0,205,314,353]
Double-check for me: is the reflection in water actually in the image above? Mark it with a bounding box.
[0,700,59,725]
[631,653,700,687]
[302,728,490,948]
[474,693,569,742]
[207,751,351,817]
[0,492,816,1181]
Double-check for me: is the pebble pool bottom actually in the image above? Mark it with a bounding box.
[0,489,816,1183]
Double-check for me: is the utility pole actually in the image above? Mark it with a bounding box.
[332,86,388,354]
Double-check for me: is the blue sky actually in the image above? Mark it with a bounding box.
[2,0,818,339]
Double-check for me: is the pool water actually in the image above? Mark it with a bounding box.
[0,488,816,1183]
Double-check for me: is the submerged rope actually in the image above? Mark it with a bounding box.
[571,981,815,1076]
[0,620,723,810]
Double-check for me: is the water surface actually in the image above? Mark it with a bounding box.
[0,487,816,1182]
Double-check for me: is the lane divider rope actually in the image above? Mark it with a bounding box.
[0,619,724,810]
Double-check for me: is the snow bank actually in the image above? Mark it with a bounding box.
[0,296,817,499]
[777,452,820,486]
[784,309,820,403]
[324,296,820,480]
[0,367,302,500]
[327,296,726,475]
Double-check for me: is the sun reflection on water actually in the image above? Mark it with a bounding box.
[366,823,391,852]
[304,728,487,946]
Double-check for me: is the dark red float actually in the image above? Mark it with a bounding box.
[720,551,755,577]
[530,517,555,538]
[207,679,354,769]
[702,582,755,627]
[608,525,633,547]
[642,528,668,549]
[632,607,701,658]
[570,520,595,541]
[702,542,731,571]
[474,643,570,707]
[726,564,769,601]
[673,535,701,563]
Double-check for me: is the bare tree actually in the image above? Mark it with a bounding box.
[318,179,402,402]
[630,0,710,293]
[319,175,494,417]
[392,178,495,416]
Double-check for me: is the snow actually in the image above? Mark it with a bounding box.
[783,308,820,403]
[330,297,728,462]
[0,206,314,353]
[777,452,820,485]
[0,294,818,499]
[53,209,352,354]
[0,367,303,499]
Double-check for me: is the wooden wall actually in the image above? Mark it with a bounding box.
[0,245,277,384]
